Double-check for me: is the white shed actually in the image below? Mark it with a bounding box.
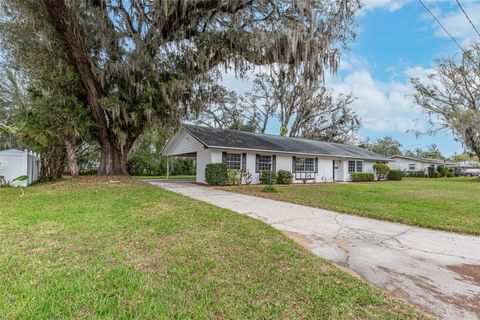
[0,149,41,186]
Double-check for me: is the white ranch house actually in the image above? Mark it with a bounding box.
[388,155,457,173]
[162,125,390,184]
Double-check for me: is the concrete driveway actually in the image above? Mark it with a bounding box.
[148,181,480,320]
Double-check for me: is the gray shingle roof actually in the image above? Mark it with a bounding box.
[185,125,390,161]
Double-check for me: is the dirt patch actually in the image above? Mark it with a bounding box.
[446,264,480,285]
[378,265,480,317]
[282,230,313,248]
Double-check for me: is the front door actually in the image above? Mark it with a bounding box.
[334,160,343,181]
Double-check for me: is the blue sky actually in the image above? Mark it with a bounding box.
[224,0,480,157]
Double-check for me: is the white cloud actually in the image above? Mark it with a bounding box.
[327,63,433,133]
[221,56,436,136]
[361,0,408,12]
[424,1,480,45]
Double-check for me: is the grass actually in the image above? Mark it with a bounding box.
[132,175,195,179]
[0,177,427,319]
[261,185,279,193]
[221,177,480,235]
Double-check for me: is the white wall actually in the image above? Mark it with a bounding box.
[204,149,343,184]
[196,148,388,184]
[0,149,40,186]
[163,131,204,156]
[195,149,211,183]
[389,158,430,172]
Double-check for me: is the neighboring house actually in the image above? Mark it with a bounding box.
[388,155,457,173]
[161,125,390,184]
[0,149,41,186]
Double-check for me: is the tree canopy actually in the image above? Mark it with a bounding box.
[0,0,361,175]
[412,41,480,159]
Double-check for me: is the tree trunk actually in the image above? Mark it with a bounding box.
[41,144,65,180]
[64,136,79,177]
[42,0,123,176]
[96,134,136,176]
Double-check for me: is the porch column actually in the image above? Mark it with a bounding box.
[166,156,169,180]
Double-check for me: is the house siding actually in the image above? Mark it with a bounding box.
[195,148,384,184]
[389,158,430,172]
[162,131,204,156]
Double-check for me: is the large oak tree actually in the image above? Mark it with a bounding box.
[1,0,360,175]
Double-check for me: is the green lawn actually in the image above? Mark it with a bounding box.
[132,174,195,180]
[0,177,427,319]
[222,177,480,235]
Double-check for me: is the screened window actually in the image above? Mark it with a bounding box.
[409,163,416,170]
[356,161,363,172]
[348,160,363,173]
[294,158,315,172]
[225,153,241,170]
[258,155,272,171]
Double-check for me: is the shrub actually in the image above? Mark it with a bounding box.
[227,169,241,185]
[205,163,227,185]
[259,169,277,184]
[433,171,440,178]
[446,171,454,178]
[373,163,390,180]
[351,172,374,182]
[241,170,252,185]
[404,171,427,178]
[277,170,293,184]
[261,185,278,193]
[427,166,436,178]
[437,164,448,177]
[387,170,403,181]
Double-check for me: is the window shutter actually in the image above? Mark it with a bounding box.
[222,152,227,164]
[272,155,276,172]
[292,156,296,173]
[315,158,318,173]
[242,153,246,171]
[255,154,260,173]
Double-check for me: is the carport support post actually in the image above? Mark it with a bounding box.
[166,156,169,180]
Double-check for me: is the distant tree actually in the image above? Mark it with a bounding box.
[195,85,258,132]
[14,66,92,178]
[368,136,402,157]
[243,68,361,142]
[1,0,360,175]
[422,144,443,159]
[451,152,479,162]
[0,70,24,149]
[412,41,480,160]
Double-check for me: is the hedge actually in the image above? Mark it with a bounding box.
[437,164,448,177]
[260,170,277,184]
[372,163,390,180]
[227,169,241,185]
[351,172,374,182]
[205,163,227,185]
[427,166,436,178]
[277,170,293,184]
[403,171,427,178]
[387,170,403,181]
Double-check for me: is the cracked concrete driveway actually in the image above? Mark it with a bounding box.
[148,181,480,320]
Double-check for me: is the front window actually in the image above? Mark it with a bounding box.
[225,153,241,170]
[348,160,363,173]
[258,155,272,171]
[294,158,315,172]
[409,163,416,170]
